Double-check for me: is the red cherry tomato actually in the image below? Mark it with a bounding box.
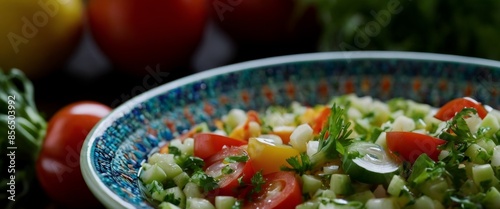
[36,101,111,208]
[194,133,247,160]
[87,0,208,74]
[205,147,255,197]
[312,107,331,134]
[386,131,446,163]
[243,171,302,209]
[434,97,488,121]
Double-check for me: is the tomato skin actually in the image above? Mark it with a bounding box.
[243,171,302,209]
[434,97,488,121]
[386,131,446,163]
[204,147,255,197]
[312,107,331,134]
[36,101,111,208]
[87,0,208,74]
[194,133,247,160]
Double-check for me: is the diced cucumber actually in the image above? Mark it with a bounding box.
[465,114,482,134]
[152,186,186,208]
[158,202,181,209]
[149,153,183,179]
[472,164,499,189]
[407,101,432,120]
[313,189,336,199]
[418,177,449,202]
[296,201,319,209]
[307,141,320,158]
[186,197,215,209]
[329,174,354,196]
[173,172,190,189]
[183,138,195,156]
[318,198,363,209]
[140,164,167,184]
[290,124,314,152]
[346,190,375,204]
[411,195,444,209]
[465,144,489,164]
[491,146,500,167]
[482,187,500,209]
[215,196,237,209]
[302,174,322,195]
[371,101,391,126]
[391,115,416,132]
[479,113,500,137]
[365,198,400,209]
[477,139,496,154]
[183,182,203,199]
[387,175,406,197]
[374,132,387,149]
[459,179,480,196]
[343,142,402,185]
[224,109,247,130]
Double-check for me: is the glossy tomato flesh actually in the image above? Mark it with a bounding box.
[205,146,255,197]
[434,97,488,121]
[36,101,111,208]
[194,133,247,160]
[87,0,208,74]
[386,131,447,163]
[243,171,302,209]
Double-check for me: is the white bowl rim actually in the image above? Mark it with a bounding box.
[81,50,500,208]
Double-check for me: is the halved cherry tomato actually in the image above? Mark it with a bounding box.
[205,147,255,197]
[243,171,302,209]
[193,133,247,160]
[434,97,488,121]
[386,131,446,163]
[312,107,331,134]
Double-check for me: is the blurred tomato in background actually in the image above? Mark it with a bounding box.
[0,0,84,79]
[86,0,209,76]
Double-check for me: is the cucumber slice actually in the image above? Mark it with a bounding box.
[343,142,402,185]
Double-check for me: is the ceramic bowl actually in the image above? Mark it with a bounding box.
[81,51,500,208]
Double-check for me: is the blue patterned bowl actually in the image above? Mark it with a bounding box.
[81,51,500,208]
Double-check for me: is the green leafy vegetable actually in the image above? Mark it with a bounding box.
[0,69,47,207]
[224,155,249,163]
[281,153,313,176]
[250,171,265,195]
[190,171,219,192]
[310,104,352,170]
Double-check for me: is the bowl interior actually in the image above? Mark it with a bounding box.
[81,51,500,208]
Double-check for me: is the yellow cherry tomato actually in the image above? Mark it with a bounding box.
[0,0,83,79]
[247,137,300,174]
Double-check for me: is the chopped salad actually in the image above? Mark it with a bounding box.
[139,94,500,209]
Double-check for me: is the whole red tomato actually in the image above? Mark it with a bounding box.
[86,0,208,74]
[211,0,319,44]
[36,101,111,208]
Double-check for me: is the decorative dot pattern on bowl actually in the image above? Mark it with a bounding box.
[82,52,500,208]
